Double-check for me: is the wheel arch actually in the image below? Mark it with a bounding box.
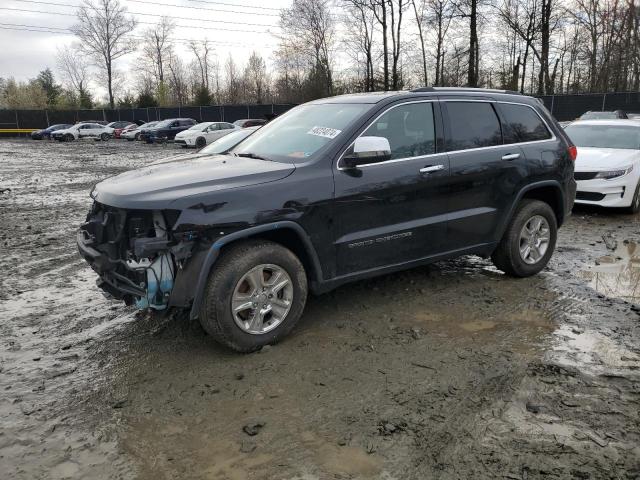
[189,221,323,320]
[497,181,565,240]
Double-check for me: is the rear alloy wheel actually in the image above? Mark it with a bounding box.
[134,133,140,141]
[626,182,640,214]
[491,199,557,277]
[196,136,207,148]
[199,240,308,352]
[100,132,109,141]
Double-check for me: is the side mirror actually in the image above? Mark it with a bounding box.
[342,136,392,168]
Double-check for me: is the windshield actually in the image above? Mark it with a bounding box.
[580,112,620,120]
[565,124,640,149]
[200,129,255,154]
[189,123,211,131]
[231,103,371,163]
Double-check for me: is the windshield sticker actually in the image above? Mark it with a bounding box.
[307,126,342,139]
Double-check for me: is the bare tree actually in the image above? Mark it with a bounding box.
[56,46,92,107]
[188,39,214,91]
[166,52,189,106]
[140,17,174,88]
[244,52,268,104]
[342,0,376,91]
[71,0,137,108]
[225,54,243,103]
[388,0,410,89]
[411,0,429,85]
[279,0,335,96]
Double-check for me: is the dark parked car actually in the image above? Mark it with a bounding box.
[139,118,197,143]
[31,124,73,140]
[233,118,267,128]
[78,88,576,352]
[579,110,628,120]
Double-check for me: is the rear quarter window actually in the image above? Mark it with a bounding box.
[499,103,552,143]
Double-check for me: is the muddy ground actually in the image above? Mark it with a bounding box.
[1,138,639,480]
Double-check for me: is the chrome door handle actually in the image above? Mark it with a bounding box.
[502,153,521,161]
[419,164,445,174]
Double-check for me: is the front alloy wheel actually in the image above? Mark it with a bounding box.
[199,240,308,352]
[232,264,293,334]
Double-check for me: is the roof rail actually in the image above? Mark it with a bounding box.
[410,87,436,92]
[410,86,522,95]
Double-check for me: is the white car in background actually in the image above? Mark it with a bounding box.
[174,121,239,148]
[122,121,158,141]
[565,120,640,212]
[52,122,114,141]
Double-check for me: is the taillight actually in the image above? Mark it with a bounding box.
[568,145,577,161]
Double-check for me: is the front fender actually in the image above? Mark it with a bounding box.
[188,221,323,320]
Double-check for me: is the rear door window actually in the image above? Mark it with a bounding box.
[445,102,502,151]
[499,103,552,143]
[361,102,436,160]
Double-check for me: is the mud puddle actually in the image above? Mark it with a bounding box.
[579,238,640,303]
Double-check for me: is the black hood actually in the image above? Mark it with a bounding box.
[92,154,295,210]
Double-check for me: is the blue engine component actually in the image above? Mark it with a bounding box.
[135,253,175,310]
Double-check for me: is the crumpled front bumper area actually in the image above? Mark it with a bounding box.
[77,203,179,310]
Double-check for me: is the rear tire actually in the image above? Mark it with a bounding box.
[199,240,308,353]
[626,182,640,214]
[491,199,557,277]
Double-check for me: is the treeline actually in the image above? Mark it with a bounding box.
[1,0,639,110]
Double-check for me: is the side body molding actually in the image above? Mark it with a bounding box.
[189,221,323,320]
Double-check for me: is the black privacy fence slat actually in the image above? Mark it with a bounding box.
[0,104,297,130]
[538,92,640,120]
[6,93,640,130]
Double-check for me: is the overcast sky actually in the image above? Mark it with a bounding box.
[0,0,292,99]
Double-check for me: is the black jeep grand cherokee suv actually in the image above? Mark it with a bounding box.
[78,88,576,352]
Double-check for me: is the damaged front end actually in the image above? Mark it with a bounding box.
[77,202,196,310]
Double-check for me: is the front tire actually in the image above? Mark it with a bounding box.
[100,133,109,141]
[626,182,640,214]
[199,240,308,353]
[196,136,206,148]
[491,199,557,277]
[64,133,74,142]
